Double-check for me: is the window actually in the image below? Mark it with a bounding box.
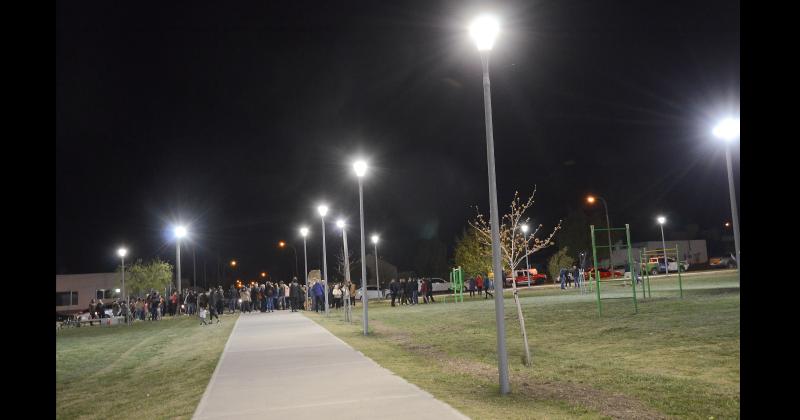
[56,292,79,306]
[96,289,113,299]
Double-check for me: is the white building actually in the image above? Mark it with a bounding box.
[56,272,120,314]
[604,239,708,267]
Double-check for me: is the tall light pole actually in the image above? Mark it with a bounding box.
[354,160,369,336]
[657,216,669,276]
[174,225,187,294]
[336,220,352,284]
[300,226,310,309]
[371,235,380,292]
[520,225,531,287]
[587,195,613,269]
[117,247,128,323]
[318,204,330,315]
[279,240,299,278]
[713,117,740,279]
[470,14,509,395]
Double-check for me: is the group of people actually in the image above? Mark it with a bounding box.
[387,278,436,306]
[465,274,494,298]
[559,265,583,289]
[235,278,305,313]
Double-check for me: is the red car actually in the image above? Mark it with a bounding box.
[504,269,548,286]
[585,267,624,279]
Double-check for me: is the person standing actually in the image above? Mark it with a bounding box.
[290,278,301,312]
[217,286,225,315]
[476,274,484,296]
[420,279,428,303]
[572,265,580,289]
[349,282,357,307]
[333,284,342,309]
[197,290,209,325]
[208,288,220,324]
[426,278,435,303]
[468,277,476,297]
[312,280,324,312]
[559,267,567,290]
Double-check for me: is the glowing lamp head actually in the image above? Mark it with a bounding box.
[336,219,346,229]
[230,260,237,267]
[317,205,329,217]
[117,247,128,258]
[713,117,740,142]
[657,216,666,225]
[173,226,187,239]
[724,222,731,227]
[371,235,379,244]
[586,196,596,204]
[279,241,286,248]
[469,15,500,51]
[261,272,266,278]
[300,227,309,237]
[520,224,529,233]
[354,160,367,177]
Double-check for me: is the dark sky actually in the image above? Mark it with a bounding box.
[56,0,739,283]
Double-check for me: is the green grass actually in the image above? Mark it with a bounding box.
[56,313,238,420]
[307,272,740,419]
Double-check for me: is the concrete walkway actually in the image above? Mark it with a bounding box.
[193,311,468,420]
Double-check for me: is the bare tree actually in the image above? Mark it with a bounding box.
[334,248,359,283]
[469,187,561,366]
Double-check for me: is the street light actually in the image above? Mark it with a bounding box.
[587,195,614,269]
[318,204,330,315]
[713,117,740,278]
[371,235,380,292]
[470,13,509,395]
[278,240,299,278]
[300,226,310,309]
[353,159,369,336]
[657,216,669,276]
[117,247,128,320]
[336,219,352,302]
[520,225,532,287]
[173,225,187,294]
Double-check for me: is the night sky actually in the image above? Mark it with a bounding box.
[56,0,740,284]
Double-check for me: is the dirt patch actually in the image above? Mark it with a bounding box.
[369,319,667,420]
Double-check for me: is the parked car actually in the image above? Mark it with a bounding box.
[417,278,451,294]
[504,269,548,286]
[354,285,385,300]
[709,254,737,269]
[642,257,689,275]
[585,267,625,279]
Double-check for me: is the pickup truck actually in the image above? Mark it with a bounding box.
[642,257,689,275]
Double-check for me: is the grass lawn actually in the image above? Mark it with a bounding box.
[307,271,739,419]
[56,313,238,420]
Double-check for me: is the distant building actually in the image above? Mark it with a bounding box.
[604,240,708,267]
[56,273,120,315]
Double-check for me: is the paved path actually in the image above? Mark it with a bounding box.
[193,311,468,420]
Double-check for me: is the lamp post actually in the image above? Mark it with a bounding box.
[713,117,740,279]
[173,226,187,294]
[117,247,128,323]
[520,225,532,287]
[657,216,669,276]
[371,235,380,292]
[336,220,352,285]
[279,240,299,278]
[318,204,330,315]
[300,226,309,309]
[354,160,369,336]
[587,195,613,269]
[470,14,509,394]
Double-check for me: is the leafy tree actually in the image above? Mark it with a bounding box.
[453,227,491,279]
[548,247,575,281]
[118,258,174,298]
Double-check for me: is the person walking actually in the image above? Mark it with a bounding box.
[197,290,209,325]
[468,277,476,297]
[476,274,484,296]
[426,278,435,303]
[572,265,580,289]
[208,288,220,324]
[484,276,493,299]
[559,267,567,290]
[420,278,428,303]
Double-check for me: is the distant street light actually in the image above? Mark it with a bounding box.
[300,226,310,309]
[173,225,187,294]
[469,13,509,395]
[587,195,614,269]
[371,234,380,292]
[657,216,669,276]
[278,240,299,278]
[318,204,330,315]
[354,159,369,336]
[713,117,740,278]
[520,225,532,287]
[117,247,128,314]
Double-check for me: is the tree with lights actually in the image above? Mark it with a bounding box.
[469,187,562,366]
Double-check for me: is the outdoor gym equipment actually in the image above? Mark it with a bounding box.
[640,245,684,299]
[589,224,640,315]
[450,267,464,302]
